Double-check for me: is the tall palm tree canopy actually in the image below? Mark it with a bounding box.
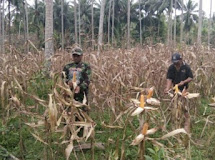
[183,0,198,32]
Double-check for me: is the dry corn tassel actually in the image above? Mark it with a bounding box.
[131,123,148,145]
[131,94,145,116]
[147,87,154,99]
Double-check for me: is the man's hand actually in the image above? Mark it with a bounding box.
[164,88,170,94]
[68,80,80,93]
[74,86,80,93]
[177,81,184,87]
[165,79,172,94]
[68,80,73,88]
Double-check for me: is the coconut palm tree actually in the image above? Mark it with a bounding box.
[138,0,142,44]
[74,0,78,44]
[127,0,131,48]
[45,0,54,63]
[183,0,198,33]
[98,0,106,53]
[145,0,184,44]
[111,0,115,45]
[24,0,29,53]
[197,0,202,45]
[0,0,5,53]
[208,0,212,46]
[28,0,45,47]
[91,0,95,46]
[183,0,198,44]
[180,0,184,43]
[61,0,64,50]
[107,0,111,45]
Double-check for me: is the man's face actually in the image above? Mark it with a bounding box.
[72,54,83,63]
[173,59,182,67]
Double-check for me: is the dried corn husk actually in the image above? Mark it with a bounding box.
[131,107,144,116]
[146,98,160,106]
[131,134,145,145]
[65,141,74,160]
[130,98,141,105]
[146,127,159,135]
[161,128,188,139]
[48,94,58,131]
[209,103,215,107]
[185,93,200,99]
[182,88,188,97]
[131,123,149,145]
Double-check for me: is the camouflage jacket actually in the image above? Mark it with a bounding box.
[63,62,91,102]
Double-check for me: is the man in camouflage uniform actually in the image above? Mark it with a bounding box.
[63,47,91,103]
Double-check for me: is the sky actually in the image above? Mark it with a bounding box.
[27,0,214,18]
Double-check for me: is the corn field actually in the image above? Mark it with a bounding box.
[0,44,215,160]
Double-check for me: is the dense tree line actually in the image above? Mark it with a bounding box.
[0,0,214,53]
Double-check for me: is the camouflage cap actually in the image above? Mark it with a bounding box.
[72,47,83,55]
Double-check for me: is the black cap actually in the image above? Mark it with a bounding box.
[172,53,182,63]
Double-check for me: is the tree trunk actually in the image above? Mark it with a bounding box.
[174,0,177,47]
[208,0,212,47]
[111,0,115,46]
[8,0,11,45]
[170,0,173,45]
[127,0,131,49]
[139,0,142,45]
[108,0,112,46]
[61,0,64,50]
[1,0,5,54]
[78,0,81,46]
[45,0,54,64]
[2,0,4,54]
[23,1,26,48]
[91,0,94,47]
[18,20,22,39]
[74,0,78,44]
[25,0,29,53]
[180,0,184,43]
[98,0,106,53]
[167,0,173,46]
[197,0,202,45]
[35,0,40,43]
[0,1,2,53]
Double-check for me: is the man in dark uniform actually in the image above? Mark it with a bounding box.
[63,47,91,103]
[164,53,193,93]
[164,53,193,133]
